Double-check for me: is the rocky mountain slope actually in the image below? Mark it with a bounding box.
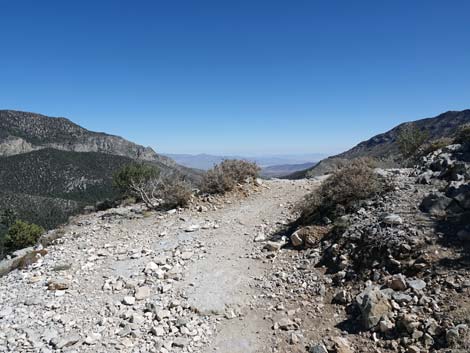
[0,110,199,231]
[290,109,470,178]
[0,110,172,165]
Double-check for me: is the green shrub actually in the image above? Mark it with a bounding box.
[397,124,429,159]
[4,220,44,252]
[298,158,386,225]
[113,162,160,196]
[201,160,260,194]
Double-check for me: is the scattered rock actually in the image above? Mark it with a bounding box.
[264,241,283,252]
[356,286,391,329]
[122,296,136,306]
[134,286,151,300]
[290,230,303,247]
[276,317,296,330]
[47,280,69,291]
[309,343,328,353]
[53,333,81,349]
[407,278,426,291]
[185,224,200,232]
[389,274,407,291]
[380,213,403,225]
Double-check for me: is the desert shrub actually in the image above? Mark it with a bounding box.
[113,162,160,196]
[4,220,44,252]
[113,163,161,208]
[17,249,48,269]
[454,124,470,147]
[201,160,260,194]
[113,163,193,209]
[158,177,193,208]
[298,158,386,225]
[219,160,260,183]
[200,166,235,194]
[397,124,429,159]
[418,137,454,157]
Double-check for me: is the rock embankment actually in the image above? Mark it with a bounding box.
[280,143,470,352]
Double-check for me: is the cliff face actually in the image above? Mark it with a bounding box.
[0,110,175,166]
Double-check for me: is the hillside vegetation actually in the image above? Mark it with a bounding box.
[0,110,200,238]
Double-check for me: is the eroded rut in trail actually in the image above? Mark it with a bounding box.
[0,179,319,353]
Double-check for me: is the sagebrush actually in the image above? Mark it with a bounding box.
[298,158,387,225]
[159,177,193,208]
[201,160,260,194]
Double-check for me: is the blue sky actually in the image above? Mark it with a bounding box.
[1,1,470,155]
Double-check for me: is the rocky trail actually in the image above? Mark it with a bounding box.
[0,179,322,353]
[1,142,470,353]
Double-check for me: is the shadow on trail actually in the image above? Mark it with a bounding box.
[434,210,470,270]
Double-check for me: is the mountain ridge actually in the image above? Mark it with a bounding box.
[290,109,470,178]
[164,152,326,172]
[0,110,175,166]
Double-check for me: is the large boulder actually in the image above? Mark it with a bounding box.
[416,170,434,184]
[356,286,391,330]
[420,192,453,216]
[290,226,330,248]
[430,153,454,172]
[441,162,469,181]
[446,183,470,210]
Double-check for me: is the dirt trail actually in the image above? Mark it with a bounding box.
[0,179,318,353]
[180,179,315,353]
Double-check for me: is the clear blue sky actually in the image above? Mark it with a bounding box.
[1,1,470,155]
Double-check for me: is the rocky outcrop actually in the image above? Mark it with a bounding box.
[282,143,470,352]
[417,143,470,233]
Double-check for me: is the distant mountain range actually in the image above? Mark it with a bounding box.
[163,153,326,177]
[0,110,197,230]
[289,109,470,179]
[260,162,317,178]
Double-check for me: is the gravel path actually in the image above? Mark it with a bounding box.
[0,179,318,353]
